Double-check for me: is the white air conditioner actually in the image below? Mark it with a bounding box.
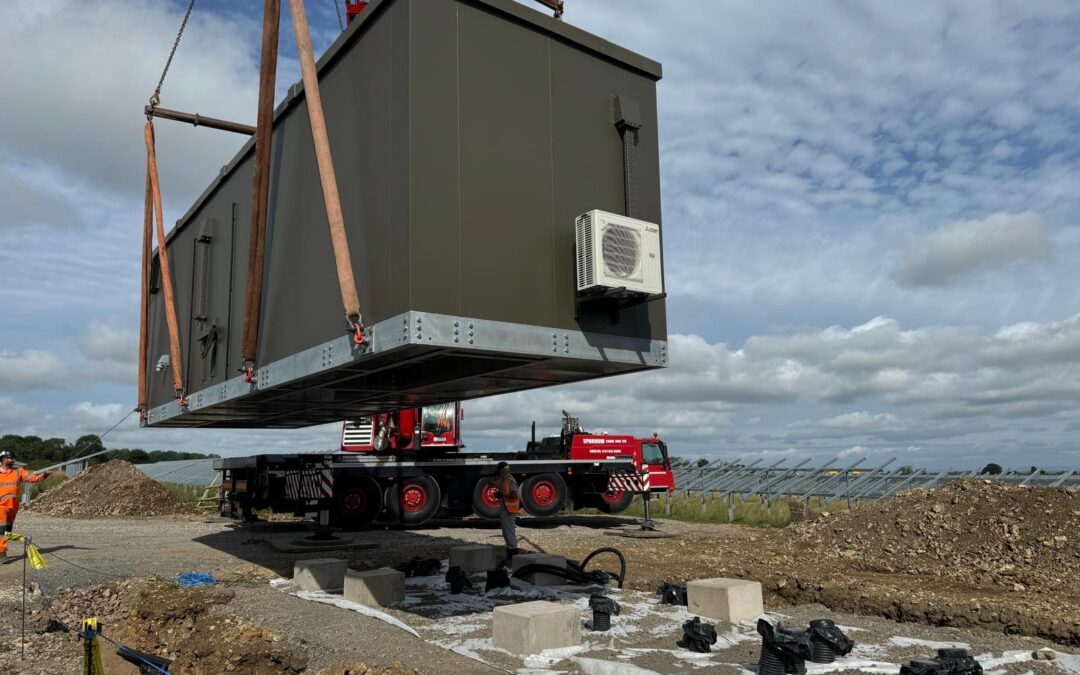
[575,210,663,296]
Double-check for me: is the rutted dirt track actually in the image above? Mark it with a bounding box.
[0,479,1076,673]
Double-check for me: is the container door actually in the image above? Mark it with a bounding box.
[187,216,233,390]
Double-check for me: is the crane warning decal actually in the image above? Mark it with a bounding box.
[607,470,650,494]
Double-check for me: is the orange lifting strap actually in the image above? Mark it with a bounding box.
[287,0,364,341]
[139,121,187,414]
[240,0,365,384]
[140,0,366,408]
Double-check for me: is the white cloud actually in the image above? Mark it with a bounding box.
[0,0,259,205]
[0,350,69,391]
[0,162,80,230]
[2,2,1080,469]
[894,212,1052,287]
[81,322,138,385]
[0,397,39,428]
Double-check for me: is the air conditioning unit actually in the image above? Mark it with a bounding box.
[575,210,663,296]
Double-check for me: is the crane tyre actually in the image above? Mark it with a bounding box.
[471,478,502,520]
[385,475,441,526]
[597,489,635,514]
[521,473,567,517]
[330,477,382,529]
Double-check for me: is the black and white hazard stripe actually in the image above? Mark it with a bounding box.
[606,470,650,494]
[285,466,334,500]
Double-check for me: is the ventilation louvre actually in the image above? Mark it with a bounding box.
[576,212,595,289]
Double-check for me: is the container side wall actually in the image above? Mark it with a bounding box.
[455,2,557,326]
[409,0,665,339]
[408,0,463,317]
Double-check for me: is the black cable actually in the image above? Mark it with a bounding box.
[580,547,626,589]
[511,546,627,589]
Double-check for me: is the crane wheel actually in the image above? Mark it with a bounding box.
[384,475,441,526]
[521,473,567,517]
[597,489,635,514]
[471,478,502,520]
[331,477,382,529]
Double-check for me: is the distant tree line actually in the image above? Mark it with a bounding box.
[0,434,217,470]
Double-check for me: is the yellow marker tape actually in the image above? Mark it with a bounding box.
[3,532,47,569]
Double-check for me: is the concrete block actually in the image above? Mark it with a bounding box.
[344,567,405,607]
[449,544,500,572]
[292,557,347,592]
[511,553,568,586]
[493,601,581,655]
[687,578,763,623]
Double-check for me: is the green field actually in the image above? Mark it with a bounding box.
[591,491,857,527]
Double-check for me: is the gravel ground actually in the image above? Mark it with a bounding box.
[0,511,1077,674]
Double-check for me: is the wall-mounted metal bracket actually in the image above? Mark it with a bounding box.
[575,285,665,324]
[614,94,642,218]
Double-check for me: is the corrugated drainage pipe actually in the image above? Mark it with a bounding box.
[807,618,854,663]
[757,619,812,675]
[588,595,620,632]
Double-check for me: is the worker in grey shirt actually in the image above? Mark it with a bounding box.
[493,461,520,561]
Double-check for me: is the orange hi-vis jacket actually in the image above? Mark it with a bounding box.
[497,475,520,514]
[0,467,45,509]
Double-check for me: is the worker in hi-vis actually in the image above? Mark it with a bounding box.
[493,461,520,562]
[0,450,53,562]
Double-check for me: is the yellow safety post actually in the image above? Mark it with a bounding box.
[81,618,105,675]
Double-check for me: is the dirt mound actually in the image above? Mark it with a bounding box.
[524,480,1079,645]
[788,479,1078,592]
[33,579,307,675]
[25,459,203,518]
[323,662,420,675]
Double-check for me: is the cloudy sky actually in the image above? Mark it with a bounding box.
[2,0,1080,469]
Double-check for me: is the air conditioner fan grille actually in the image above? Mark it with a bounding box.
[602,224,640,279]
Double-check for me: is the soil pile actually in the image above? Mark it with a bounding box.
[24,459,203,518]
[323,662,420,675]
[494,480,1079,645]
[787,479,1078,594]
[33,579,307,675]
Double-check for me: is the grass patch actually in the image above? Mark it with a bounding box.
[163,482,204,506]
[586,492,857,527]
[28,473,66,500]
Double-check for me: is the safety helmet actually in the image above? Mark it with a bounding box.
[0,450,14,459]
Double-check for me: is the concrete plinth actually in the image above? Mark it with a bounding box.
[687,578,763,623]
[449,544,500,572]
[344,567,405,607]
[292,557,347,592]
[511,553,568,586]
[493,601,581,655]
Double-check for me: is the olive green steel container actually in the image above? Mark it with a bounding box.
[144,0,666,428]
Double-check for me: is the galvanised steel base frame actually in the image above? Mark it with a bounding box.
[144,311,667,428]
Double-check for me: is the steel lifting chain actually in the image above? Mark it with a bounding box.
[149,0,197,110]
[332,0,345,31]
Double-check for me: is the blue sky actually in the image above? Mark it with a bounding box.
[2,0,1080,469]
